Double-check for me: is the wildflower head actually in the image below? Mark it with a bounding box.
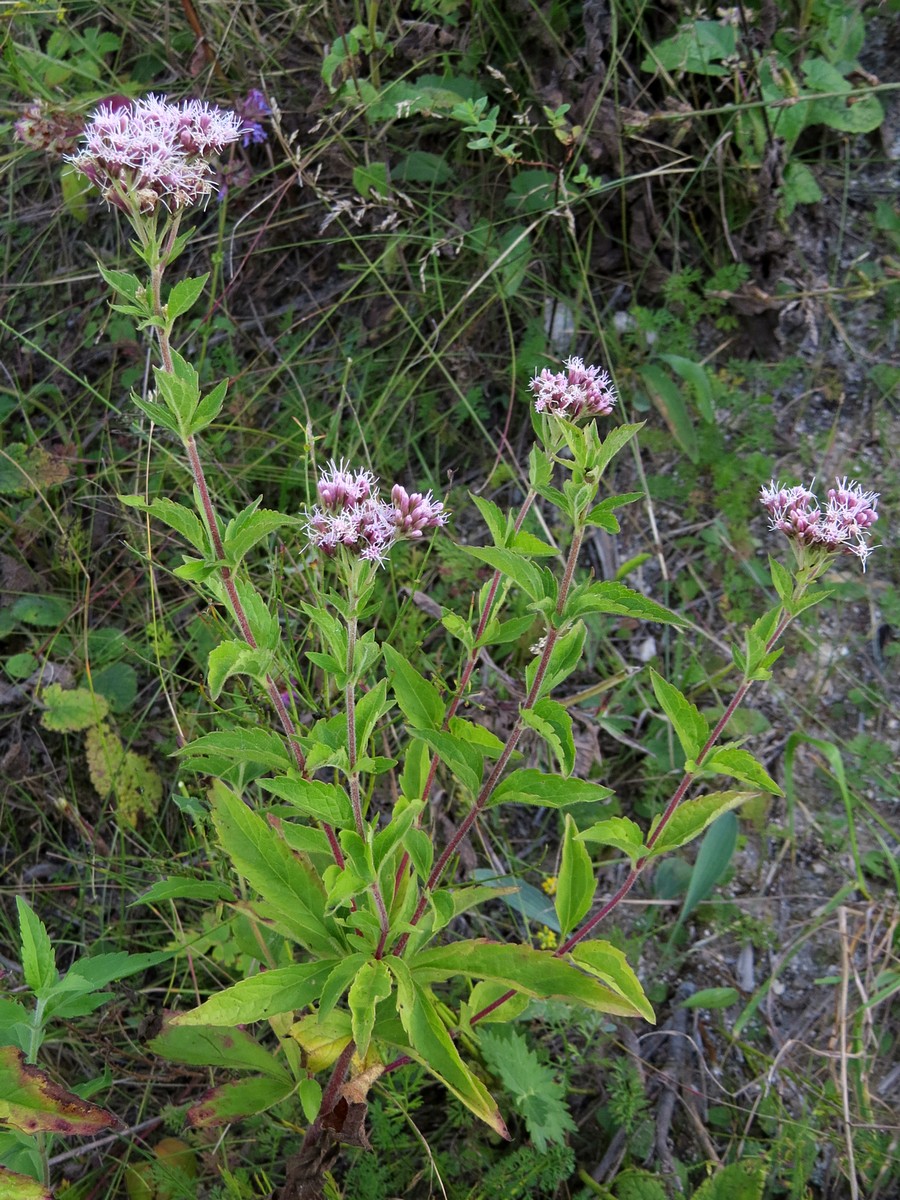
[15,100,84,156]
[304,463,448,567]
[529,356,617,420]
[67,94,244,215]
[235,89,271,146]
[760,477,879,570]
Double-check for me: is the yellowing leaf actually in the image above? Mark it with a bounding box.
[0,1045,123,1135]
[85,722,161,827]
[41,684,108,732]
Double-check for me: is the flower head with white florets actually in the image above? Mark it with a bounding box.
[529,356,617,420]
[304,461,448,568]
[760,477,879,571]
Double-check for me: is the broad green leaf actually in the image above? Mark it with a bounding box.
[647,791,756,856]
[0,1045,122,1135]
[208,781,339,956]
[387,959,508,1137]
[692,1159,766,1200]
[658,354,715,422]
[91,662,137,714]
[413,940,649,1018]
[470,493,510,546]
[571,941,655,1023]
[10,595,69,627]
[584,492,643,533]
[383,644,445,730]
[702,747,782,795]
[555,815,595,936]
[463,981,529,1025]
[187,1073,295,1126]
[178,729,292,774]
[149,1016,291,1079]
[96,263,143,302]
[0,1165,52,1199]
[188,377,228,435]
[15,898,56,994]
[650,668,709,761]
[460,546,544,600]
[472,871,559,932]
[166,273,208,320]
[410,728,483,794]
[223,503,295,567]
[289,1010,353,1073]
[566,580,684,625]
[172,961,338,1026]
[135,877,236,904]
[768,554,794,605]
[521,698,575,776]
[488,769,612,809]
[677,811,738,927]
[577,816,646,860]
[477,612,537,648]
[131,391,176,429]
[153,356,200,431]
[591,422,645,476]
[259,777,354,828]
[355,677,390,750]
[60,950,170,991]
[39,684,108,732]
[348,960,392,1058]
[317,954,368,1020]
[640,362,699,462]
[525,622,584,701]
[206,640,273,700]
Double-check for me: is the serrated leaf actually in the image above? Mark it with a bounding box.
[525,622,584,701]
[178,729,292,774]
[0,1046,123,1135]
[521,698,575,776]
[223,503,294,567]
[40,684,108,732]
[149,1015,291,1078]
[413,940,648,1018]
[555,815,595,936]
[135,877,236,904]
[567,580,684,625]
[570,941,655,1023]
[207,640,273,699]
[187,1073,295,1126]
[692,1160,766,1200]
[461,546,544,600]
[647,791,756,856]
[188,377,228,435]
[96,262,143,302]
[479,1028,575,1151]
[702,747,782,795]
[118,495,209,554]
[469,493,510,546]
[259,777,354,828]
[348,960,392,1058]
[16,898,56,994]
[166,273,208,320]
[650,669,709,761]
[577,816,646,861]
[172,961,338,1026]
[489,769,612,809]
[383,644,445,730]
[208,780,339,956]
[410,728,484,794]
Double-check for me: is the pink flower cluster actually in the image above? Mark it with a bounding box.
[529,356,617,419]
[67,94,244,214]
[760,477,879,569]
[304,461,448,566]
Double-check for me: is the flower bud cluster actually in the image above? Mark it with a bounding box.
[529,356,617,419]
[760,477,879,569]
[67,94,244,214]
[304,461,447,566]
[15,101,84,156]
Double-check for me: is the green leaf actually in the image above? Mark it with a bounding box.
[118,495,209,554]
[153,354,201,431]
[578,816,646,862]
[166,273,208,320]
[148,1015,291,1079]
[525,623,584,701]
[317,954,368,1020]
[567,581,684,625]
[206,640,273,699]
[521,698,575,776]
[410,729,483,794]
[479,1028,575,1151]
[348,960,392,1058]
[647,791,756,856]
[489,769,612,809]
[96,263,143,303]
[658,354,715,422]
[178,729,292,774]
[413,940,650,1018]
[0,1165,52,1199]
[460,546,544,600]
[208,780,339,956]
[383,644,445,730]
[223,503,295,567]
[472,870,559,933]
[470,494,511,546]
[92,662,138,714]
[386,959,508,1137]
[354,677,390,751]
[61,950,169,991]
[677,811,738,926]
[702,747,782,795]
[16,898,56,994]
[60,165,90,223]
[570,941,655,1023]
[135,877,236,904]
[650,669,709,761]
[172,961,338,1026]
[187,1073,296,1126]
[555,815,595,936]
[188,377,228,435]
[640,362,699,462]
[680,987,739,1010]
[11,594,69,627]
[692,1160,766,1200]
[0,1045,123,1135]
[259,777,354,829]
[40,684,108,732]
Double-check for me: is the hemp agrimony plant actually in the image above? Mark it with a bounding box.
[66,95,879,1197]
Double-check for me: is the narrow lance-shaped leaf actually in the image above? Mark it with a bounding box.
[348,959,392,1059]
[650,668,709,761]
[383,643,445,730]
[149,1015,292,1079]
[0,1045,124,1135]
[647,790,757,856]
[555,814,595,936]
[16,898,56,994]
[187,1074,296,1127]
[172,961,339,1027]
